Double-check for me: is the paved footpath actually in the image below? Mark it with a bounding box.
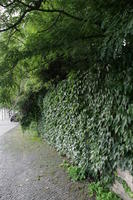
[0,120,18,136]
[0,124,90,200]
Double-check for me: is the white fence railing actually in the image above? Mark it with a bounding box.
[0,108,10,120]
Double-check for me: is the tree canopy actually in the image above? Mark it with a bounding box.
[0,0,133,107]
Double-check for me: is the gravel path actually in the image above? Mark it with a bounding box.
[0,126,89,200]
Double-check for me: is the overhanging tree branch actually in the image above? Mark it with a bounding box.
[0,10,29,32]
[0,0,84,32]
[0,1,16,8]
[36,8,83,21]
[38,13,61,33]
[17,0,44,9]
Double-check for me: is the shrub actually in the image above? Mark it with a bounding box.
[88,182,121,200]
[68,166,86,181]
[61,160,86,181]
[38,67,133,181]
[29,121,38,136]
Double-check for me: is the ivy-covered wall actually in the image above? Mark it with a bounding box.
[38,67,133,181]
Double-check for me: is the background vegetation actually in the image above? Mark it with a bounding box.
[0,0,133,197]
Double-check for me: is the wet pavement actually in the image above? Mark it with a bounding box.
[0,125,89,200]
[0,120,18,137]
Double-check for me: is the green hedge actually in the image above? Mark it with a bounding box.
[38,67,133,181]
